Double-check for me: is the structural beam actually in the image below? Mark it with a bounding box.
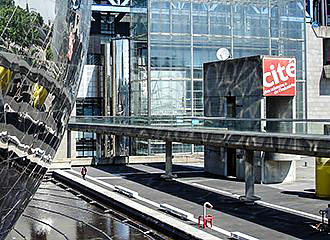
[68,122,330,158]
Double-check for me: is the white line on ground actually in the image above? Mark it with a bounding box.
[112,172,161,176]
[188,182,241,199]
[71,169,203,177]
[69,169,116,190]
[179,178,219,183]
[70,169,160,208]
[255,200,325,223]
[67,169,234,238]
[95,176,126,180]
[110,170,204,176]
[181,180,326,224]
[173,170,205,174]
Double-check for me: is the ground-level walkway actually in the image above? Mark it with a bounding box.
[54,160,330,240]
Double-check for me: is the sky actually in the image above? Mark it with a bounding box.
[15,0,56,23]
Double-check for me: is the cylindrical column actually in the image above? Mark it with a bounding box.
[67,130,71,158]
[165,141,173,175]
[161,141,177,180]
[245,150,255,199]
[96,133,102,160]
[321,0,326,26]
[114,135,121,156]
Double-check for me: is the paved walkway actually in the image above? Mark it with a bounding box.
[62,161,330,240]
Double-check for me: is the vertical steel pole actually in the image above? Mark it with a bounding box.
[321,0,325,26]
[190,0,194,153]
[147,0,152,155]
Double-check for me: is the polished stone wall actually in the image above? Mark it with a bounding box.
[0,0,91,238]
[203,56,297,183]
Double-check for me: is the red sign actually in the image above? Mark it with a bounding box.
[263,57,296,96]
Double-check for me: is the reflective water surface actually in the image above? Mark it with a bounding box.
[6,181,165,240]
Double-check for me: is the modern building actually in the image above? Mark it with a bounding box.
[59,0,305,159]
[0,0,91,238]
[60,0,330,181]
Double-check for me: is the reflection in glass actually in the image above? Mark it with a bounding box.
[0,0,91,238]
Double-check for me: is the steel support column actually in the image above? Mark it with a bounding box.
[165,141,173,175]
[161,141,177,180]
[114,135,121,156]
[67,130,71,158]
[240,150,260,203]
[96,133,102,162]
[245,150,255,198]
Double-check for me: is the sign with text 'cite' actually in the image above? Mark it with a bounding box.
[263,57,296,96]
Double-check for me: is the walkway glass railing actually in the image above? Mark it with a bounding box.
[69,116,330,136]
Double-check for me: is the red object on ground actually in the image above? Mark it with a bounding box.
[198,214,214,229]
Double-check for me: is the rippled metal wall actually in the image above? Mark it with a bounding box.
[0,0,91,238]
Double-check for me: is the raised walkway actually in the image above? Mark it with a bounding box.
[68,119,330,157]
[52,162,330,240]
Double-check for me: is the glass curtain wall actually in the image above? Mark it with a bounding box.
[131,0,148,117]
[130,0,305,154]
[149,0,305,118]
[131,0,149,154]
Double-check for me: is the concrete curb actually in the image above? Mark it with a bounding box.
[53,170,222,240]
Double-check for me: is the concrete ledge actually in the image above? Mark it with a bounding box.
[52,157,93,167]
[97,156,129,165]
[129,153,204,164]
[49,162,71,170]
[53,154,203,168]
[53,170,222,240]
[231,231,259,240]
[114,185,139,198]
[160,203,194,220]
[313,26,330,38]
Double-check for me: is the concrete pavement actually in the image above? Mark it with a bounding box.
[52,162,330,240]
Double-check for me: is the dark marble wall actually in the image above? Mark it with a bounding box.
[203,56,296,182]
[204,56,263,120]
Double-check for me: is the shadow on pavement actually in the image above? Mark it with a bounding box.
[86,164,328,240]
[280,190,329,200]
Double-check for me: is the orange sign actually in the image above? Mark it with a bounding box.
[263,57,296,96]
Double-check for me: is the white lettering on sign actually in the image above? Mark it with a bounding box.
[263,57,296,97]
[263,62,296,88]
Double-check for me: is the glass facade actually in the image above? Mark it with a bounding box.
[130,0,306,118]
[131,0,148,116]
[129,0,305,154]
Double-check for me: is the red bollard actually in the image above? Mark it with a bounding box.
[198,215,214,229]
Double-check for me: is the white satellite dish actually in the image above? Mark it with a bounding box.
[216,48,231,61]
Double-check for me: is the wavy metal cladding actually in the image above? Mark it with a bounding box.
[0,0,91,238]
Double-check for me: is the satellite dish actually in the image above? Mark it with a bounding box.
[216,48,231,61]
